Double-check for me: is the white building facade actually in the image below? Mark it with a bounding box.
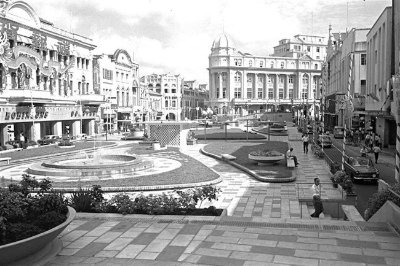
[0,1,102,146]
[141,73,183,121]
[93,49,139,132]
[208,34,325,119]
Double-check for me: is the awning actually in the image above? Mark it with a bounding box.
[17,35,32,45]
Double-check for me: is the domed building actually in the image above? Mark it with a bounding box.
[208,33,326,120]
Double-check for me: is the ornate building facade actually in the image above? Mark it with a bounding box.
[0,1,102,146]
[208,34,325,119]
[93,49,139,132]
[182,80,208,120]
[140,73,183,121]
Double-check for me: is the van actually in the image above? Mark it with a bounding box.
[333,126,344,139]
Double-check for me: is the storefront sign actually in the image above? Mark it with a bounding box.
[4,111,48,120]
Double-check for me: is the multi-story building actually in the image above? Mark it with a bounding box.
[208,34,325,119]
[93,49,139,132]
[366,7,396,147]
[0,1,103,146]
[141,73,183,121]
[182,80,208,120]
[273,34,327,60]
[322,27,369,132]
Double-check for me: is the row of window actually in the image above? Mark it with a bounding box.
[217,88,310,100]
[232,59,319,69]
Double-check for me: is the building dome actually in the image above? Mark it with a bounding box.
[211,33,235,50]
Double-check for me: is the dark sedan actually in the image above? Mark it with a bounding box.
[344,156,379,183]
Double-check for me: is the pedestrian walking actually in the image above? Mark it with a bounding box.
[302,134,309,154]
[365,133,371,147]
[310,177,323,218]
[373,144,381,164]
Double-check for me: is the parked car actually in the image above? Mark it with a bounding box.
[270,122,287,132]
[75,133,89,140]
[37,135,61,145]
[333,126,345,139]
[317,134,333,148]
[344,156,379,183]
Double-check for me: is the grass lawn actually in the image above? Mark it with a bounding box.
[30,146,219,189]
[0,141,114,161]
[204,140,292,178]
[194,128,265,140]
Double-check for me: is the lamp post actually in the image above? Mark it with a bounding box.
[80,75,85,135]
[196,106,199,120]
[28,74,35,141]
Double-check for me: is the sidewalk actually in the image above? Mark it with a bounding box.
[24,127,400,266]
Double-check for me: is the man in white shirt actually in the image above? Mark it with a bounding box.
[310,177,323,218]
[286,147,299,167]
[302,134,309,154]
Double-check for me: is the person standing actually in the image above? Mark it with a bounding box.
[302,134,309,154]
[310,178,323,218]
[372,144,381,164]
[286,147,299,167]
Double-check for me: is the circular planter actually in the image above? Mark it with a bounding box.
[0,206,76,265]
[248,154,285,164]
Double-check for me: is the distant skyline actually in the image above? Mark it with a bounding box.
[28,0,392,84]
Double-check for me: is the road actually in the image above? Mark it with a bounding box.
[317,136,396,215]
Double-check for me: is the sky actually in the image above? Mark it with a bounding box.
[28,0,392,84]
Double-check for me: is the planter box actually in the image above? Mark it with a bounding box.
[0,206,76,265]
[248,154,284,164]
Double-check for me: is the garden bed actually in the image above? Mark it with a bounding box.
[194,128,265,140]
[203,141,292,180]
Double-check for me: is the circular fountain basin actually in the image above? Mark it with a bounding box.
[27,154,153,180]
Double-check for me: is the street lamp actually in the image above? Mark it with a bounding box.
[80,75,85,135]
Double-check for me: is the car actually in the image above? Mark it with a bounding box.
[37,135,61,145]
[317,134,333,148]
[270,123,287,132]
[199,120,213,128]
[75,133,89,140]
[344,156,379,183]
[333,126,345,139]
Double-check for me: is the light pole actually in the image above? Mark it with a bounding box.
[28,74,35,141]
[196,106,199,120]
[80,75,85,135]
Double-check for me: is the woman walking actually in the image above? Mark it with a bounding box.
[373,144,381,164]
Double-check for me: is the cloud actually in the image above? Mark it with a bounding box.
[27,0,392,84]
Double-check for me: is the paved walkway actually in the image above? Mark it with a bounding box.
[17,127,400,265]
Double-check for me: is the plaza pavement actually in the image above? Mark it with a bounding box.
[12,127,400,265]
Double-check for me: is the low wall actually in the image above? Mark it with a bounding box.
[145,122,195,149]
[369,201,400,234]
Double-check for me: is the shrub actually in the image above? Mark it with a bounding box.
[0,176,68,245]
[103,186,222,215]
[70,185,105,212]
[330,162,341,174]
[70,189,93,212]
[365,183,400,220]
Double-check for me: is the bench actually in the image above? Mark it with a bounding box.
[0,157,11,164]
[221,154,236,161]
[286,157,295,168]
[342,205,365,221]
